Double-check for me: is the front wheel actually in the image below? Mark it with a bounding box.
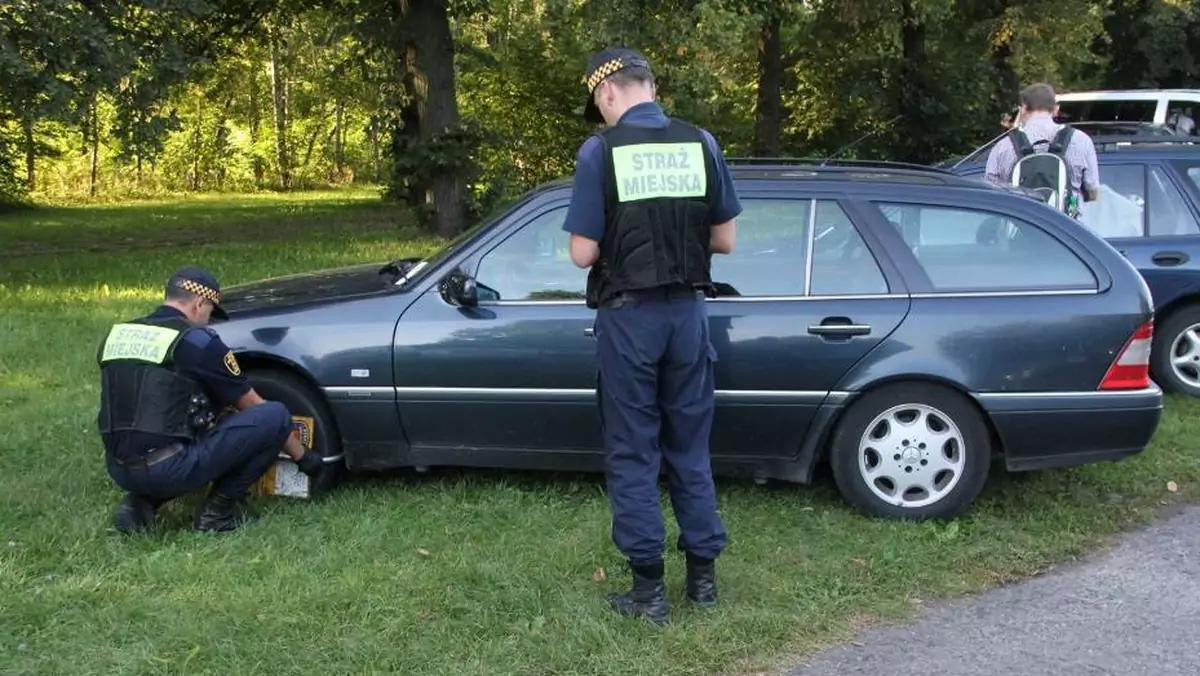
[247,368,344,496]
[829,382,992,520]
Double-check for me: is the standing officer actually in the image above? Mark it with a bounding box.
[97,266,325,533]
[563,47,741,625]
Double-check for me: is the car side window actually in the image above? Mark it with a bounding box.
[474,207,586,302]
[1076,164,1200,238]
[1147,166,1200,236]
[809,200,889,296]
[709,198,809,297]
[1189,166,1200,192]
[1080,163,1147,238]
[875,202,1097,292]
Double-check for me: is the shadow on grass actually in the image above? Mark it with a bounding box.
[316,455,1076,520]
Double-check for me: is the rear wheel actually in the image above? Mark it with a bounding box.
[247,368,344,496]
[829,382,992,520]
[1151,305,1200,397]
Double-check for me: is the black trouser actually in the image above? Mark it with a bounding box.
[106,402,292,503]
[594,286,728,566]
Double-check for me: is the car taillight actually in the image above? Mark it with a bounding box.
[1099,320,1153,391]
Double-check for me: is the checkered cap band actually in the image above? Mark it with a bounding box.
[585,58,626,92]
[175,279,220,303]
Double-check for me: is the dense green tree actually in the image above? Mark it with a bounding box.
[1,0,1196,227]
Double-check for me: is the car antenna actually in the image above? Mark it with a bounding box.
[950,127,1014,171]
[820,115,902,166]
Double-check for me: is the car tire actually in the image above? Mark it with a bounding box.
[828,382,992,521]
[1151,305,1200,398]
[246,368,344,496]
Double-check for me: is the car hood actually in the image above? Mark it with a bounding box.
[218,261,404,316]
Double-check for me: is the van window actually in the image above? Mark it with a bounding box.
[1056,100,1157,124]
[1167,100,1197,136]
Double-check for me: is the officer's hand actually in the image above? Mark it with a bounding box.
[296,450,324,477]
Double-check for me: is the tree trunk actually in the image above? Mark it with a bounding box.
[991,36,1017,121]
[753,11,783,157]
[249,62,264,185]
[22,116,35,191]
[189,94,203,191]
[398,0,466,238]
[333,100,345,175]
[370,116,381,183]
[301,108,324,172]
[897,0,932,163]
[88,102,99,198]
[269,26,292,190]
[133,109,143,186]
[214,98,234,189]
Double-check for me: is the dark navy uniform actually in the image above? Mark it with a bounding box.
[564,47,743,624]
[98,267,321,533]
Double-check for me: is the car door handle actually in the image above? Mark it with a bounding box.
[1152,251,1189,267]
[808,318,871,337]
[584,327,595,337]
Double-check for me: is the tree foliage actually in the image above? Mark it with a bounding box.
[1,0,1197,230]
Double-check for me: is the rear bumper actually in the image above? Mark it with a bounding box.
[974,385,1164,471]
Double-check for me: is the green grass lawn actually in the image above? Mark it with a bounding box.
[2,191,1200,676]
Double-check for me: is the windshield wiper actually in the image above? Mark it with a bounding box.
[379,257,423,284]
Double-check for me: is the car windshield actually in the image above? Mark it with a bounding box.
[392,188,547,289]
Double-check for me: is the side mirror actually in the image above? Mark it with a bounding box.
[441,271,479,307]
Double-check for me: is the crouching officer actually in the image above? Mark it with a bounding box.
[564,47,742,624]
[97,266,325,533]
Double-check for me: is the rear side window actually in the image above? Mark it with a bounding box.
[1080,163,1200,238]
[875,203,1097,292]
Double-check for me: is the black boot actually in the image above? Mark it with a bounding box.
[194,492,255,532]
[606,561,670,626]
[112,493,157,534]
[685,554,717,607]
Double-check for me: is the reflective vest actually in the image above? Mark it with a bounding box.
[585,118,718,308]
[95,314,213,443]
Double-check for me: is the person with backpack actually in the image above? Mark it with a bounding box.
[984,83,1100,218]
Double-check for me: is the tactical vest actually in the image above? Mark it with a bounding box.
[95,314,214,444]
[586,119,718,308]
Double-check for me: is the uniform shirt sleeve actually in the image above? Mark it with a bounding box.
[700,129,743,224]
[562,135,607,242]
[173,327,252,409]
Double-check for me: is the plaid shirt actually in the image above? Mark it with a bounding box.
[985,112,1100,192]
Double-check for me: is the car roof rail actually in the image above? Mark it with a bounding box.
[726,157,957,173]
[1093,135,1199,150]
[724,156,993,188]
[1066,121,1179,136]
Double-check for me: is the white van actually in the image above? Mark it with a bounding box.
[1055,89,1198,135]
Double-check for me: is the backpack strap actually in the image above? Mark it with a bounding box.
[1048,125,1075,155]
[1009,129,1036,157]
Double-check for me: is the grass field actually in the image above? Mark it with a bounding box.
[2,191,1200,676]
